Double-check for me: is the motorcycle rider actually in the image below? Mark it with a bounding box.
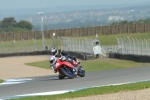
[49,47,59,73]
[59,49,80,64]
[51,47,59,57]
[49,48,70,73]
[49,48,78,74]
[49,55,57,73]
[51,48,78,63]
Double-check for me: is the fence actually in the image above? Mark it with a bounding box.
[0,39,53,54]
[1,35,150,57]
[0,36,107,58]
[116,37,150,55]
[101,45,118,54]
[1,23,150,41]
[58,37,95,54]
[57,37,106,57]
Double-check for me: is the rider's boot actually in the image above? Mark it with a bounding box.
[51,66,57,73]
[77,60,80,64]
[73,68,77,76]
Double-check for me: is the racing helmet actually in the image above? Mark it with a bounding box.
[60,49,68,56]
[49,56,55,63]
[51,48,58,55]
[60,56,66,61]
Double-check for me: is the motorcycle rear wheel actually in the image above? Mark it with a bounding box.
[77,66,85,77]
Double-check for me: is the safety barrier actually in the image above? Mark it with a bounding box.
[116,37,150,56]
[109,52,150,63]
[57,37,106,57]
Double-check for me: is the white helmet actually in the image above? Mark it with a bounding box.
[51,48,58,55]
[49,56,55,63]
[60,56,66,61]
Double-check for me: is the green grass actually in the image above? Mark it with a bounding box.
[1,32,150,53]
[0,39,54,53]
[11,81,150,100]
[26,58,150,72]
[0,79,4,83]
[8,32,150,100]
[23,58,150,100]
[90,32,150,45]
[26,60,50,69]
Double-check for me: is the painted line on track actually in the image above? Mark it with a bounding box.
[1,79,150,100]
[0,78,32,86]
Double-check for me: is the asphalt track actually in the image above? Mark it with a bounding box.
[1,66,150,99]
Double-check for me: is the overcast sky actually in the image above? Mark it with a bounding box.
[0,0,150,9]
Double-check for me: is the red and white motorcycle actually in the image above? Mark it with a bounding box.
[50,56,85,79]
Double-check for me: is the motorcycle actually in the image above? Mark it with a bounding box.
[54,56,85,79]
[67,58,85,77]
[53,56,77,79]
[50,49,85,79]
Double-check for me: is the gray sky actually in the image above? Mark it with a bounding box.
[0,0,150,9]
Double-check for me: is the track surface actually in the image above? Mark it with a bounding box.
[1,66,150,99]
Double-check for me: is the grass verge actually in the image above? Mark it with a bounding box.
[26,58,150,72]
[1,32,150,53]
[11,81,150,100]
[90,32,150,45]
[0,79,4,83]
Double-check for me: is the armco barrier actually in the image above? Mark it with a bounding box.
[109,52,150,63]
[0,51,94,61]
[0,51,51,58]
[67,51,95,60]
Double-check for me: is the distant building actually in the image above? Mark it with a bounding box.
[108,16,124,21]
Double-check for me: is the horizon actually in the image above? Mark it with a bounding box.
[0,0,150,31]
[0,0,150,10]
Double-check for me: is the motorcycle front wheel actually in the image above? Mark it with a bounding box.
[58,74,66,79]
[60,67,75,79]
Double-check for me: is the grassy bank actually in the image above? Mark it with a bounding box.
[1,32,150,53]
[12,81,150,100]
[93,32,150,45]
[0,79,4,83]
[26,58,150,72]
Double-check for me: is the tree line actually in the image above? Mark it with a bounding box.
[111,18,150,25]
[1,17,150,34]
[0,17,33,33]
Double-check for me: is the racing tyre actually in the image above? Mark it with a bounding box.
[60,67,75,79]
[58,74,65,79]
[77,66,85,77]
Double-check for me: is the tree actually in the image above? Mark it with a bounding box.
[18,20,33,30]
[119,20,128,24]
[1,17,17,28]
[0,17,33,33]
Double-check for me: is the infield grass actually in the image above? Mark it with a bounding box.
[23,58,150,100]
[11,81,150,100]
[0,79,4,83]
[92,32,150,45]
[26,58,150,72]
[1,32,150,53]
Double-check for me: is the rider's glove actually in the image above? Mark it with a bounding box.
[60,56,66,61]
[50,64,53,67]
